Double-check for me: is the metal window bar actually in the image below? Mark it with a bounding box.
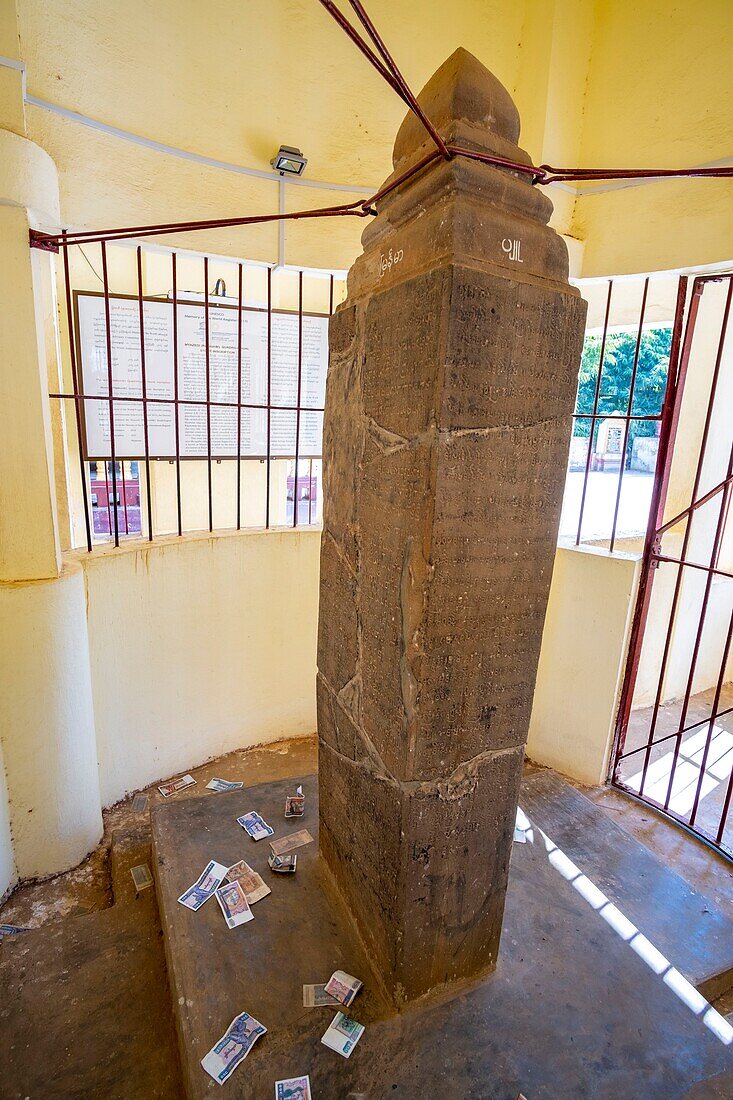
[236,263,244,530]
[266,266,272,529]
[571,277,671,550]
[204,256,213,533]
[172,252,183,537]
[120,460,129,534]
[61,232,93,552]
[689,610,733,830]
[575,279,613,545]
[615,703,733,761]
[608,278,649,552]
[611,273,733,859]
[293,271,303,528]
[100,241,120,547]
[52,244,333,549]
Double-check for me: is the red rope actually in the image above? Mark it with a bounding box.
[29,0,733,251]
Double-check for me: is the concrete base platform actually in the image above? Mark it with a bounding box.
[152,772,733,1099]
[0,893,183,1099]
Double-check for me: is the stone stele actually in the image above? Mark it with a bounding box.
[317,47,587,1007]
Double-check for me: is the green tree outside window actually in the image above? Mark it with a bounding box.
[574,327,673,461]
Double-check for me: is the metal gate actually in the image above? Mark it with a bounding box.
[612,273,733,858]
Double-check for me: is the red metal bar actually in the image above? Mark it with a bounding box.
[28,159,733,254]
[136,247,154,541]
[172,254,183,537]
[308,458,313,525]
[714,487,732,572]
[104,461,112,534]
[120,460,129,534]
[61,233,93,552]
[576,279,613,546]
[100,242,120,547]
[49,391,321,416]
[617,703,733,762]
[716,741,733,847]
[539,163,733,184]
[236,263,243,530]
[613,276,692,776]
[688,609,733,829]
[293,271,304,528]
[450,144,545,183]
[656,471,733,537]
[574,413,662,422]
[265,267,272,530]
[609,278,649,552]
[651,553,733,582]
[31,201,371,250]
[204,257,213,532]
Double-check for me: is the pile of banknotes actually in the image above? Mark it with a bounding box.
[305,972,366,1059]
[324,970,363,1007]
[224,860,271,903]
[302,984,340,1007]
[170,778,369,1089]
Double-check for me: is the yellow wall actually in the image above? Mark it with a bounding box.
[572,0,733,275]
[80,529,321,807]
[527,545,642,785]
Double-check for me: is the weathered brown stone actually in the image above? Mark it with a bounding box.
[318,48,587,1006]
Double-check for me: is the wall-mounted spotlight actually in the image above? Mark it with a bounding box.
[271,145,308,177]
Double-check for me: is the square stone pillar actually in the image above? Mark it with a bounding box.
[318,49,587,1006]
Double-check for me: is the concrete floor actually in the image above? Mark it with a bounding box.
[1,736,732,1098]
[152,768,733,1099]
[616,684,733,854]
[0,737,317,930]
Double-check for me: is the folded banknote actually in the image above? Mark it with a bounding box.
[178,860,228,911]
[201,1011,266,1084]
[238,810,274,841]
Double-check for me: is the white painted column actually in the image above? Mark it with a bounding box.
[0,565,102,878]
[0,34,103,884]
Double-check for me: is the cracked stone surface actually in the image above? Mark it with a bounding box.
[317,48,587,1005]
